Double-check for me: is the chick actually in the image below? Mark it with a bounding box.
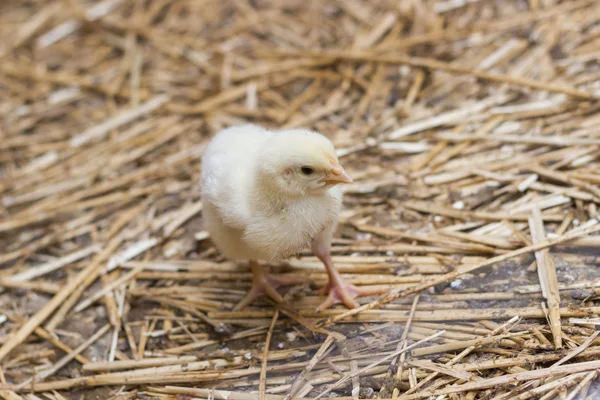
[201,124,382,311]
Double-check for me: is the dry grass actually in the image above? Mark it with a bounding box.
[1,0,600,399]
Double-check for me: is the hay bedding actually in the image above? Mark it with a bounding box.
[1,0,600,398]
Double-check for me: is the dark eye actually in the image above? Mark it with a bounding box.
[301,166,314,175]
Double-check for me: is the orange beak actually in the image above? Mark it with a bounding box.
[323,165,353,185]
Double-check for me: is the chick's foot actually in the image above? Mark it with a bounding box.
[313,244,386,311]
[233,261,304,311]
[317,279,385,311]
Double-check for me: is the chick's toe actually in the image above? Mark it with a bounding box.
[233,261,304,311]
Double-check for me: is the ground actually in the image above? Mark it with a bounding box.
[1,0,600,399]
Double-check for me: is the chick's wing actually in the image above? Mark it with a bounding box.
[201,124,272,229]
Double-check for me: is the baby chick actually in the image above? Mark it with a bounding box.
[201,124,382,311]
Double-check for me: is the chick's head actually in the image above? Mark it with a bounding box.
[258,129,352,197]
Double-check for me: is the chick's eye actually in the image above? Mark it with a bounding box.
[301,166,314,175]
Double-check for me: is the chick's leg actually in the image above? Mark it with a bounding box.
[233,260,303,311]
[313,238,385,311]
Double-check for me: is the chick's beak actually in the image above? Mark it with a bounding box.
[324,165,353,185]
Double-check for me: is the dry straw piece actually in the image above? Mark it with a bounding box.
[1,0,600,399]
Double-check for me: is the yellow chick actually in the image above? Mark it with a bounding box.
[201,124,381,310]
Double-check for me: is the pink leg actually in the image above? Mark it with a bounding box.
[313,242,385,311]
[233,260,304,311]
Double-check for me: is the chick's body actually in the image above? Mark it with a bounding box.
[201,124,381,310]
[202,125,341,262]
